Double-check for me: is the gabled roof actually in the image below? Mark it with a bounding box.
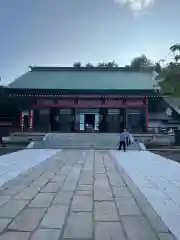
[8,67,159,91]
[163,97,180,115]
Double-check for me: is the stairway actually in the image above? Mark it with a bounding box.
[32,133,139,150]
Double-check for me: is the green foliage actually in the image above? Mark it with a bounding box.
[73,62,82,68]
[154,63,162,74]
[157,42,180,96]
[130,54,153,70]
[175,55,180,63]
[86,63,94,68]
[97,61,118,68]
[106,61,118,68]
[73,61,119,68]
[159,62,180,96]
[169,43,180,53]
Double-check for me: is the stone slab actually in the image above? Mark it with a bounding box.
[79,174,93,185]
[14,187,40,200]
[31,229,61,240]
[50,175,66,183]
[0,232,31,240]
[94,180,110,190]
[40,182,61,193]
[0,200,29,218]
[76,185,93,195]
[62,167,81,190]
[52,191,74,205]
[30,178,49,189]
[112,187,133,198]
[40,205,68,229]
[94,189,113,201]
[95,168,106,174]
[76,190,92,195]
[77,185,93,191]
[29,193,54,207]
[108,174,124,187]
[63,212,92,239]
[59,167,72,175]
[0,218,12,232]
[158,233,177,240]
[122,216,158,240]
[71,195,92,212]
[95,221,126,240]
[0,196,11,208]
[95,201,119,221]
[1,185,24,195]
[8,208,46,231]
[116,198,142,216]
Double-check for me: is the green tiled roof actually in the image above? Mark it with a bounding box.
[8,67,158,91]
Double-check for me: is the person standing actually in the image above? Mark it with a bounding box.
[118,130,126,152]
[124,129,130,146]
[0,135,4,146]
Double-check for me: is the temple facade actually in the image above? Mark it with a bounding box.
[1,67,162,134]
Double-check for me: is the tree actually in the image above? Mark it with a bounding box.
[97,61,118,68]
[97,62,106,68]
[130,54,153,70]
[159,63,180,96]
[106,61,118,68]
[73,62,82,68]
[170,43,180,55]
[86,63,94,68]
[158,52,180,96]
[175,55,180,63]
[154,62,162,74]
[169,43,180,63]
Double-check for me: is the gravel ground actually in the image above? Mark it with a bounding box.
[151,150,180,163]
[0,147,23,156]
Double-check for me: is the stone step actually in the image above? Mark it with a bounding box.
[32,133,139,150]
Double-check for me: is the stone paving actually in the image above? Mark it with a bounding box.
[0,150,176,240]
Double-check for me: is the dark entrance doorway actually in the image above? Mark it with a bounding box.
[50,108,60,131]
[24,115,29,131]
[85,114,95,128]
[99,109,108,132]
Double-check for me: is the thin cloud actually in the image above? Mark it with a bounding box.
[115,0,155,15]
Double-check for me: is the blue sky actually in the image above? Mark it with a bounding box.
[0,0,180,84]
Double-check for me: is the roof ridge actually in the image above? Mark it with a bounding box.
[29,66,153,73]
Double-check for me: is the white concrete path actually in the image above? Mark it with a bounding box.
[113,150,180,240]
[0,149,60,187]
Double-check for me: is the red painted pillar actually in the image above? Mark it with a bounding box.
[20,111,24,132]
[29,110,34,130]
[145,98,148,130]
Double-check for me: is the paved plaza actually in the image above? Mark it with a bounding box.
[0,149,176,240]
[0,149,59,187]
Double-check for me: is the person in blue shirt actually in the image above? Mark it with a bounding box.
[124,129,130,146]
[117,130,126,151]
